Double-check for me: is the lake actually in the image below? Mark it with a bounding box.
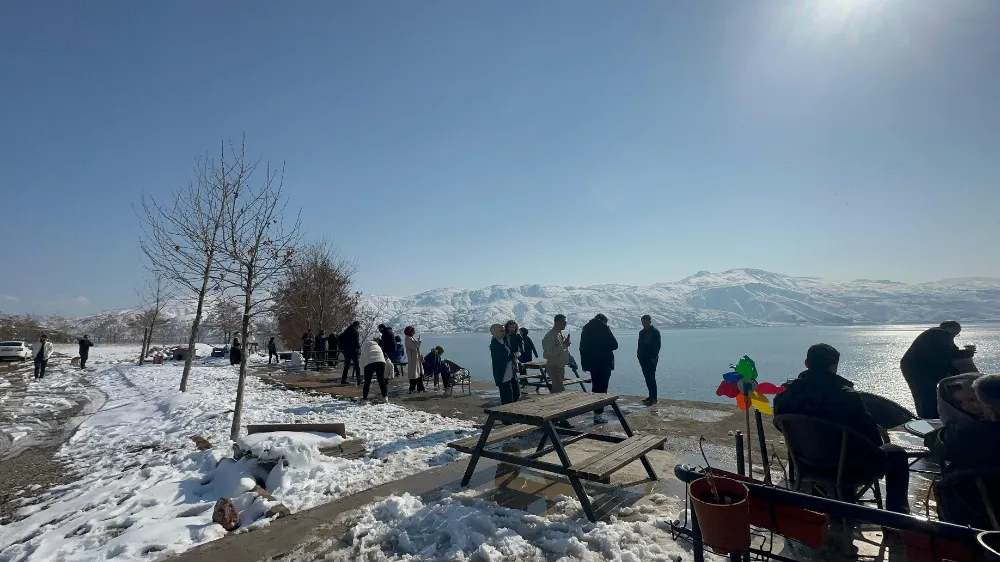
[416,324,1000,411]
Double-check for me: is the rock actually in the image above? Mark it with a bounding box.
[212,497,239,531]
[191,435,213,451]
[251,486,291,519]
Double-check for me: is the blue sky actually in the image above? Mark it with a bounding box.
[2,0,999,316]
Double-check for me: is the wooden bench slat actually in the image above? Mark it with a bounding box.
[560,377,591,386]
[571,434,666,480]
[447,423,540,454]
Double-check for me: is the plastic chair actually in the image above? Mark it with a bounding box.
[935,468,1000,531]
[774,414,885,508]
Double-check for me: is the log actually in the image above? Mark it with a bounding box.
[318,438,367,460]
[246,423,346,438]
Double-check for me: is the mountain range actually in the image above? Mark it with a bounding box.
[68,269,1000,334]
[370,269,1000,331]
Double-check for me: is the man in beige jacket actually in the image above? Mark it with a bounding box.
[542,314,576,393]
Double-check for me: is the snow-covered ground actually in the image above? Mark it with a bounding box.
[296,490,711,561]
[0,346,477,561]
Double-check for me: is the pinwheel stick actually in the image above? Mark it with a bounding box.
[744,390,753,478]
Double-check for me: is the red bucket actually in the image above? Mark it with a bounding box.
[689,476,751,554]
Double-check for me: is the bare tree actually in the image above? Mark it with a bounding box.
[219,152,301,441]
[138,141,239,390]
[274,241,359,348]
[135,275,175,364]
[357,295,394,342]
[205,296,243,343]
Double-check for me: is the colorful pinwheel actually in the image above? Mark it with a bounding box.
[715,355,785,414]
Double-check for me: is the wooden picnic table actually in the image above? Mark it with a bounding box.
[448,391,666,522]
[519,359,591,393]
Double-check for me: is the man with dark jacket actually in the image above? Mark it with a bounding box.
[301,330,314,368]
[579,313,619,424]
[326,332,338,367]
[901,321,976,418]
[267,337,278,364]
[78,334,94,369]
[637,315,661,406]
[339,321,362,384]
[378,324,395,361]
[774,343,911,513]
[314,329,327,370]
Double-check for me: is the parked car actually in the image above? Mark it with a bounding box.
[0,341,32,361]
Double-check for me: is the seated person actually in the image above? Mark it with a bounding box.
[774,343,911,513]
[423,346,450,390]
[932,373,1000,528]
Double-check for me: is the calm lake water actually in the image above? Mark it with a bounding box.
[417,324,1000,411]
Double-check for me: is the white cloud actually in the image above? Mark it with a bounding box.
[73,296,90,305]
[0,295,19,302]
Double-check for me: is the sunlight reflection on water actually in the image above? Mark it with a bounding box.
[422,324,1000,412]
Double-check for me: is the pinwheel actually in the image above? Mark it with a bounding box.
[715,355,785,415]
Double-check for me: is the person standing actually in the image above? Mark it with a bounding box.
[78,334,94,369]
[360,340,390,402]
[392,335,405,377]
[339,321,362,384]
[490,324,520,406]
[301,330,314,369]
[314,329,327,370]
[503,321,524,386]
[901,321,976,418]
[542,314,575,394]
[33,334,53,379]
[405,326,425,393]
[378,324,396,361]
[637,315,662,406]
[326,331,339,367]
[579,314,618,423]
[267,337,278,364]
[230,337,242,366]
[518,327,538,372]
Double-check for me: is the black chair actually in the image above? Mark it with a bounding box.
[774,414,885,508]
[934,468,1000,531]
[858,391,917,430]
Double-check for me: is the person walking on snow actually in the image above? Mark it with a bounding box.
[230,337,242,366]
[78,334,94,369]
[34,334,53,379]
[339,321,362,384]
[267,337,278,364]
[360,340,390,402]
[579,314,618,424]
[637,315,661,406]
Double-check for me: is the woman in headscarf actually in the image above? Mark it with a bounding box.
[405,326,425,393]
[491,324,520,405]
[230,336,242,366]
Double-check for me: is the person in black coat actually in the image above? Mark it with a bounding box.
[339,321,362,384]
[901,321,976,418]
[579,314,619,423]
[490,324,520,406]
[301,330,314,368]
[78,334,94,369]
[378,324,396,361]
[637,315,661,405]
[230,337,243,366]
[774,343,911,513]
[314,329,328,370]
[326,332,339,367]
[267,337,278,364]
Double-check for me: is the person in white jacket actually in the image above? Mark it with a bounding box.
[33,333,54,379]
[360,340,390,402]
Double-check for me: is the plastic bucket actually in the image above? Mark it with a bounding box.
[689,476,751,553]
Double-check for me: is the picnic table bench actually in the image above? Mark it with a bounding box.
[519,360,591,393]
[448,391,666,522]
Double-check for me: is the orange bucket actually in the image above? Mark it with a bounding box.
[689,476,751,554]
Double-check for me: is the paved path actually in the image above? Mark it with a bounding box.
[0,354,102,524]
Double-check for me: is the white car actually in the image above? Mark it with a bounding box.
[0,341,32,361]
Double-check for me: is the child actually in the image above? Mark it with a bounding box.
[392,335,405,378]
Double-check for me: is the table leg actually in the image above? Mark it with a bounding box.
[611,400,658,481]
[537,366,549,394]
[543,420,597,522]
[535,432,548,452]
[461,413,498,487]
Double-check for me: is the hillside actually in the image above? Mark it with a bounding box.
[368,268,1000,331]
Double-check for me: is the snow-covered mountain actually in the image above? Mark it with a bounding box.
[369,269,1000,332]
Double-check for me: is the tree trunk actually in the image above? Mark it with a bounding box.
[139,327,149,364]
[230,279,254,441]
[180,267,213,392]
